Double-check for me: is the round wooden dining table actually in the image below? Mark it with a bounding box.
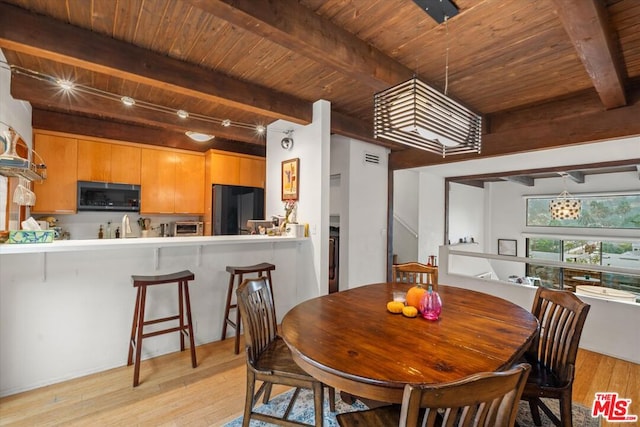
[281,283,539,403]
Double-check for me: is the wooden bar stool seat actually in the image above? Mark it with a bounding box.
[221,262,276,354]
[127,270,197,387]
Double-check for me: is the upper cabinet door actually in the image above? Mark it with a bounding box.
[32,133,78,214]
[110,144,141,184]
[77,139,141,184]
[239,157,266,188]
[207,150,265,188]
[209,152,240,185]
[77,139,111,182]
[175,152,205,214]
[140,149,176,214]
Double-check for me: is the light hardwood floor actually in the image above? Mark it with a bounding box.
[0,339,638,426]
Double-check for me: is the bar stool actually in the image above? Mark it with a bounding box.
[127,270,197,387]
[221,262,276,354]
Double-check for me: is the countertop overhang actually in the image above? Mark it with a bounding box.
[0,235,307,254]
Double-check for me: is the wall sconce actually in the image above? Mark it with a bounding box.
[281,129,294,150]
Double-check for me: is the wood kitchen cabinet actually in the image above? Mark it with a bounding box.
[32,133,78,214]
[140,148,176,214]
[240,156,266,188]
[31,130,207,215]
[204,150,265,235]
[77,139,141,184]
[175,152,205,214]
[208,152,240,185]
[140,148,205,214]
[206,150,265,187]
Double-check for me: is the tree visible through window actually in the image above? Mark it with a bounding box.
[527,193,640,229]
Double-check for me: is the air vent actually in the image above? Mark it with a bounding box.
[363,152,380,165]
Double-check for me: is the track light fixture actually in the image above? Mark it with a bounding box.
[4,62,267,140]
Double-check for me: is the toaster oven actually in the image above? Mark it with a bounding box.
[172,221,204,236]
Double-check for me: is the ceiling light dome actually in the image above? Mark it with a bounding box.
[185,131,214,142]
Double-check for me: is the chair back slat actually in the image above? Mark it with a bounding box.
[392,262,438,290]
[529,287,590,384]
[399,363,531,427]
[236,277,278,364]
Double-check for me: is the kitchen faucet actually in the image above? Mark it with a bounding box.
[121,214,131,239]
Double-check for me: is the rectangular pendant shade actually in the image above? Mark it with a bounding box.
[374,77,482,157]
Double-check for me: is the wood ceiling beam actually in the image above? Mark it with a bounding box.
[10,73,262,145]
[32,109,266,157]
[389,91,640,170]
[504,176,535,187]
[550,0,626,109]
[185,0,414,92]
[0,2,311,125]
[331,111,399,150]
[565,171,585,184]
[447,159,640,184]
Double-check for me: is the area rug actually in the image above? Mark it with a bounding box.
[223,388,600,426]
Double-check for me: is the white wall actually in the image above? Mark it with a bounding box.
[331,135,390,288]
[485,170,640,280]
[393,169,419,264]
[417,172,446,264]
[266,100,331,298]
[440,246,640,364]
[330,136,349,289]
[408,136,640,267]
[1,49,33,231]
[0,50,32,149]
[449,182,484,245]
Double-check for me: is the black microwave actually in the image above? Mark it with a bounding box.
[77,181,141,212]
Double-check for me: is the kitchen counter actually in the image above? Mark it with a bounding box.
[0,234,306,254]
[0,233,316,397]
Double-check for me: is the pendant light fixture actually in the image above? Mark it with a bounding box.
[185,131,215,142]
[549,173,581,219]
[373,13,482,157]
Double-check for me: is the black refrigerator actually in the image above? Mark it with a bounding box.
[212,184,265,235]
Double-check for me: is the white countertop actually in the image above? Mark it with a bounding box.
[0,234,307,254]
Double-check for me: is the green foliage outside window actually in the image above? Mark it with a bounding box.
[527,194,640,229]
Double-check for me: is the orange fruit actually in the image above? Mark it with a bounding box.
[386,301,405,314]
[406,285,426,309]
[402,306,418,318]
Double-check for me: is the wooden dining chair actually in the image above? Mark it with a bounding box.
[236,276,335,427]
[392,262,438,290]
[336,363,531,427]
[520,287,590,427]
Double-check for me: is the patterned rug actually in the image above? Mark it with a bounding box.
[223,388,600,426]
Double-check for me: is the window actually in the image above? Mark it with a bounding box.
[526,193,640,229]
[526,238,640,297]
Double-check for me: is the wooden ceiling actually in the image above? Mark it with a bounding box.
[0,0,639,169]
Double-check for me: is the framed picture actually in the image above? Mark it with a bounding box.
[281,158,300,201]
[498,239,517,256]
